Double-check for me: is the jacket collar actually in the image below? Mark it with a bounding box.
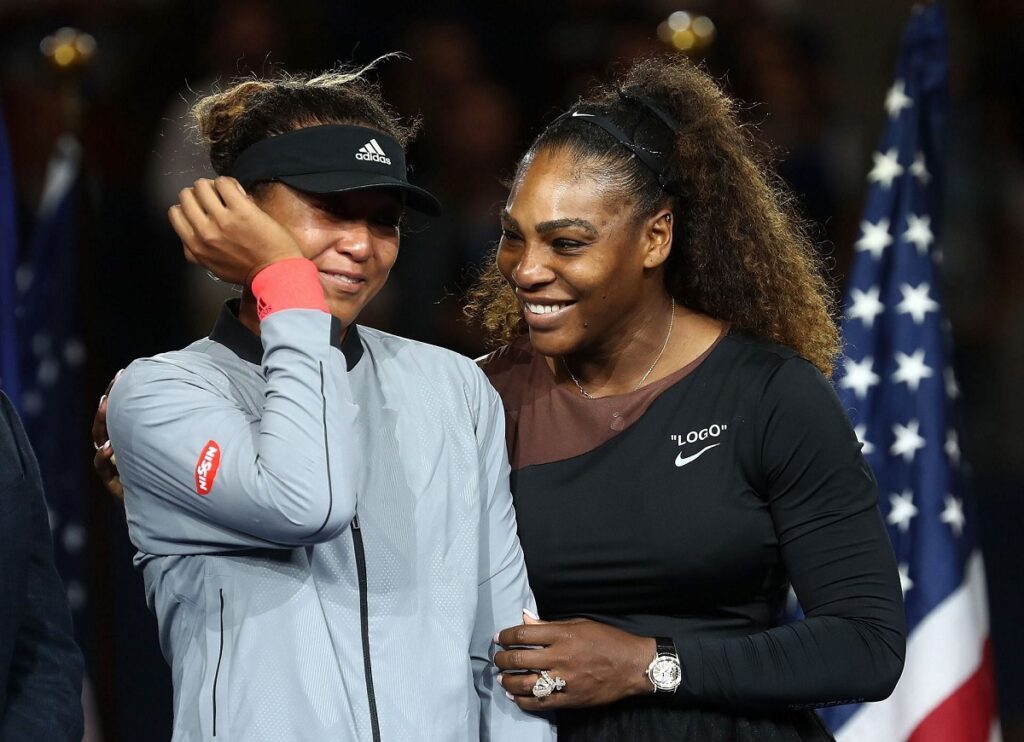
[210,299,363,370]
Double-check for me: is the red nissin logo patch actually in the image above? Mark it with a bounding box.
[194,440,222,496]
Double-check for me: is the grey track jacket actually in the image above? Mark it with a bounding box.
[107,302,554,742]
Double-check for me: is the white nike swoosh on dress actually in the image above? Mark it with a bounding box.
[675,443,721,467]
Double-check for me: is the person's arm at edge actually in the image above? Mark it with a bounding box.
[0,392,84,740]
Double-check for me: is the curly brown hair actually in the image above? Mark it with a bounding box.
[464,55,840,376]
[190,57,418,186]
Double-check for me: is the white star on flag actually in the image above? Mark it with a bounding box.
[892,348,934,391]
[847,286,885,328]
[897,563,914,595]
[66,581,86,611]
[868,148,904,189]
[940,495,966,537]
[63,338,86,367]
[945,429,961,465]
[855,219,894,259]
[61,523,86,553]
[884,79,913,118]
[896,282,940,324]
[840,356,881,399]
[910,151,931,184]
[945,367,961,399]
[888,490,919,532]
[15,264,33,293]
[854,424,876,455]
[902,214,934,254]
[891,420,926,462]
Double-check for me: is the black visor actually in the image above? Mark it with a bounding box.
[229,125,442,215]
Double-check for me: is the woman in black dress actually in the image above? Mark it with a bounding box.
[473,55,905,741]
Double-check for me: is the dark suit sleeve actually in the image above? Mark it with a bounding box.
[0,392,84,740]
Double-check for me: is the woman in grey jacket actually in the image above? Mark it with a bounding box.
[99,65,552,742]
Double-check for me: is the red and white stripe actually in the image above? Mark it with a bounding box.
[837,553,1000,742]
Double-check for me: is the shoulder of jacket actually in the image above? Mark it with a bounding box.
[360,326,478,373]
[117,345,240,394]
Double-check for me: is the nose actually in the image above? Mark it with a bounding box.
[510,241,555,290]
[332,220,373,262]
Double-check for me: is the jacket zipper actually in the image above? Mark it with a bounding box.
[213,588,225,737]
[351,514,381,742]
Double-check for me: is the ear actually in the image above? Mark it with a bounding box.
[642,208,674,269]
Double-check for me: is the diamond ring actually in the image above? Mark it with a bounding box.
[531,670,567,698]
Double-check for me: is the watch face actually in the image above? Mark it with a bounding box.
[650,656,681,690]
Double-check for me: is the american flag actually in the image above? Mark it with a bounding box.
[6,126,104,739]
[14,133,91,637]
[826,4,1000,740]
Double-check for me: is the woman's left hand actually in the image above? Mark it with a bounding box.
[494,614,656,710]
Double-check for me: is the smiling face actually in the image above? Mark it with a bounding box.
[256,184,403,325]
[496,147,674,360]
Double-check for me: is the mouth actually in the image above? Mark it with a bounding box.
[519,298,576,329]
[522,301,574,316]
[318,269,366,295]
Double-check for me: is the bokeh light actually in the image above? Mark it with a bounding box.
[39,27,96,71]
[658,11,715,53]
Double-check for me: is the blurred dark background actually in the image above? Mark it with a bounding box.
[1,0,1021,739]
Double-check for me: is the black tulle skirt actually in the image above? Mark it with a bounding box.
[556,700,836,742]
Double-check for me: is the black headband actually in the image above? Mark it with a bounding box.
[229,124,441,215]
[617,88,682,134]
[552,95,681,194]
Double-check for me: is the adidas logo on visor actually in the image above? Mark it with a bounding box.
[355,138,391,165]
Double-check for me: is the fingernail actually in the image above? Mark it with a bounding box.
[523,608,540,620]
[102,440,111,451]
[497,673,504,686]
[493,632,500,643]
[98,394,107,408]
[505,691,514,701]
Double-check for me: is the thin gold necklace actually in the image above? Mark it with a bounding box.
[563,297,675,399]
